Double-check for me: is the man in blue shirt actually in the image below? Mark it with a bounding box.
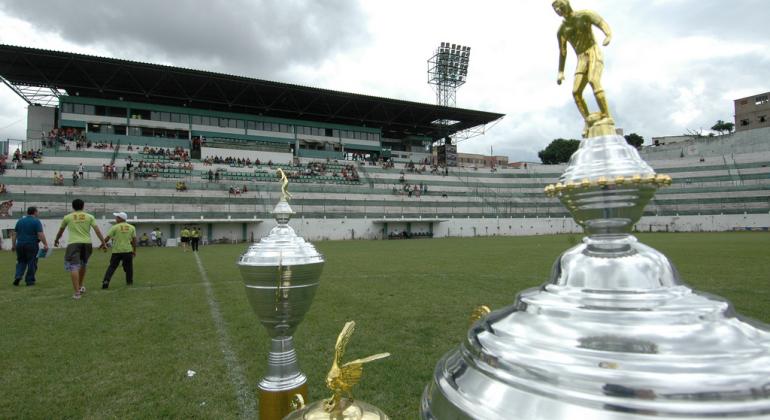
[11,206,49,286]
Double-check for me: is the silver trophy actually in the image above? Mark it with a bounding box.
[421,133,770,418]
[239,172,325,420]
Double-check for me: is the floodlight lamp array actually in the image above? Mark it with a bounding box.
[429,42,471,86]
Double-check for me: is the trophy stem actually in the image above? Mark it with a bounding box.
[258,336,308,420]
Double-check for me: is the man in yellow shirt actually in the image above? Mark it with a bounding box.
[180,226,190,252]
[102,211,137,289]
[54,199,107,299]
[190,227,200,252]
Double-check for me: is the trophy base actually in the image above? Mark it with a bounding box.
[259,383,307,420]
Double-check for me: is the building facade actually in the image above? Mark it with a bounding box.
[735,92,770,132]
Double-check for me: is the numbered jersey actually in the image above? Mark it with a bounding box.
[60,211,96,244]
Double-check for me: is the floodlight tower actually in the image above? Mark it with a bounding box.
[428,42,471,109]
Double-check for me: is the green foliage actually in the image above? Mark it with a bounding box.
[711,120,735,135]
[538,138,580,164]
[1,233,769,418]
[624,132,644,149]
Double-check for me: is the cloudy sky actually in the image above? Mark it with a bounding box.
[0,0,768,161]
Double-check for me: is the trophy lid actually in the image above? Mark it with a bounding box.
[423,137,770,419]
[238,198,324,267]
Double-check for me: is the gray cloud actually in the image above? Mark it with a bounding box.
[0,0,370,80]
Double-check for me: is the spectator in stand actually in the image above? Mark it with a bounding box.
[78,163,84,179]
[72,170,79,186]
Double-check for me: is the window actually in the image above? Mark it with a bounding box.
[741,119,750,126]
[170,113,181,123]
[755,95,768,105]
[114,125,127,135]
[219,118,228,128]
[73,104,85,114]
[160,112,171,122]
[236,120,245,129]
[760,116,767,123]
[247,121,256,130]
[228,119,238,129]
[61,103,73,113]
[325,128,334,137]
[180,114,189,124]
[128,127,141,136]
[132,109,151,120]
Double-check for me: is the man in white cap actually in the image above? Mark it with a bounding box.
[101,211,136,289]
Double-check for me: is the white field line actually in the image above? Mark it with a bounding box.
[194,252,257,418]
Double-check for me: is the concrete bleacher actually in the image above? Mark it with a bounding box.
[2,144,769,226]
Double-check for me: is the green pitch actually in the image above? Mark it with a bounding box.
[2,233,769,418]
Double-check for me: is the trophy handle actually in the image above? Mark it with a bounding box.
[469,305,491,326]
[290,394,305,411]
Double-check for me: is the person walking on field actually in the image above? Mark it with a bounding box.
[190,227,200,252]
[180,226,190,252]
[54,199,107,300]
[102,212,136,289]
[11,206,49,286]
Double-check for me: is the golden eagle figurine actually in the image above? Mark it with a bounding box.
[324,321,390,413]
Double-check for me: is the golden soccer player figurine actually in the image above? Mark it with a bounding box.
[553,0,615,138]
[276,168,292,201]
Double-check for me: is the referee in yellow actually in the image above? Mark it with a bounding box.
[101,211,136,289]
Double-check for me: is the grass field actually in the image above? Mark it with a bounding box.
[1,233,769,419]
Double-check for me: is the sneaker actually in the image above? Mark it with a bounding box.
[72,293,81,300]
[102,282,109,290]
[79,286,86,294]
[13,279,20,286]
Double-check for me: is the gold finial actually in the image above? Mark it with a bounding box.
[553,0,615,138]
[581,178,591,188]
[324,321,390,414]
[470,305,492,326]
[614,176,626,185]
[276,168,292,201]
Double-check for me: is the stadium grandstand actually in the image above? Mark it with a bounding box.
[0,44,768,246]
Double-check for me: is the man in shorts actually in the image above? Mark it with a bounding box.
[54,199,107,299]
[102,211,136,289]
[180,226,190,252]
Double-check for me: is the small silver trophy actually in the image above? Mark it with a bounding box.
[239,169,325,420]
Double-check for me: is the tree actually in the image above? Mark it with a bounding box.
[624,133,644,149]
[538,138,580,164]
[711,120,735,135]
